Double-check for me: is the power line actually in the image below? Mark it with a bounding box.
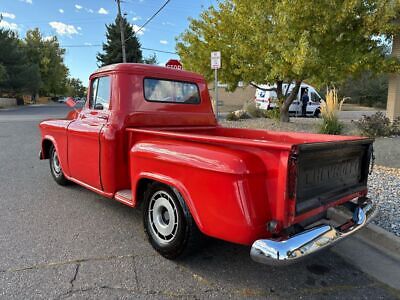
[59,43,177,55]
[131,0,171,36]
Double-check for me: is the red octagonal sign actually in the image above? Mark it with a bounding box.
[165,59,183,70]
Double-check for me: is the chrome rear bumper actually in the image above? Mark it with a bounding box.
[250,199,376,265]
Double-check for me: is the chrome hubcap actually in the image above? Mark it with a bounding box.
[148,191,178,244]
[52,150,61,175]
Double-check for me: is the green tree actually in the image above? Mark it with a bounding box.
[65,77,86,98]
[0,63,7,85]
[24,28,69,96]
[177,0,400,122]
[97,16,143,66]
[0,29,41,96]
[339,72,388,108]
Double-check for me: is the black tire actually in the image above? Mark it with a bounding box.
[49,145,69,186]
[143,183,202,259]
[314,109,321,118]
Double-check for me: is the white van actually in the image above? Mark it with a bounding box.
[255,82,322,117]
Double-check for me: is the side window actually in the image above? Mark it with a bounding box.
[311,92,320,102]
[89,78,98,108]
[89,76,111,110]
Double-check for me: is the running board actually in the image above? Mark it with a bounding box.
[114,189,133,206]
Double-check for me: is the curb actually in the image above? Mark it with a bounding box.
[330,208,400,262]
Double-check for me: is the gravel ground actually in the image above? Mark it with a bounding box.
[222,118,400,237]
[369,166,400,237]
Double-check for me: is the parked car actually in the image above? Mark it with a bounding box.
[39,64,376,264]
[255,82,322,117]
[58,97,68,103]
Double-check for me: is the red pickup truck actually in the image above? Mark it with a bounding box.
[39,64,376,264]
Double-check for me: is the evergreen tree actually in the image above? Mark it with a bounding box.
[143,53,158,65]
[97,16,143,66]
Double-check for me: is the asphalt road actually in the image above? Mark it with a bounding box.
[0,104,398,299]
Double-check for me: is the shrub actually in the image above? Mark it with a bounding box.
[353,112,400,137]
[245,102,265,118]
[265,108,280,120]
[320,118,344,135]
[319,89,345,135]
[226,110,250,121]
[226,111,240,121]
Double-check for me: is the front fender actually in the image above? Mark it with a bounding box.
[39,119,71,176]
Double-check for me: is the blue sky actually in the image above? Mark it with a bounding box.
[0,0,215,85]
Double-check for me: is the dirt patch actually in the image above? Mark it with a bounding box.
[221,117,359,135]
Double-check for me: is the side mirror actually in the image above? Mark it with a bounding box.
[94,103,104,110]
[65,97,77,108]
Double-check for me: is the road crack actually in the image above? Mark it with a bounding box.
[132,255,140,291]
[70,264,80,288]
[2,253,148,273]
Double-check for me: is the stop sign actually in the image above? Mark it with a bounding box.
[165,59,183,70]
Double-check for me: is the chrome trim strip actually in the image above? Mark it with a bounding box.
[250,199,377,265]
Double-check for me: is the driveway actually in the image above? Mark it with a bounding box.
[0,104,397,299]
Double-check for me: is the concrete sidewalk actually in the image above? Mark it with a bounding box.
[333,235,400,291]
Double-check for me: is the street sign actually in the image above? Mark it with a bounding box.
[211,51,221,69]
[165,59,183,70]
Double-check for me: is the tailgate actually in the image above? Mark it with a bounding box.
[293,139,374,215]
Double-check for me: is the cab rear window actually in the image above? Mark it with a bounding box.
[144,78,200,104]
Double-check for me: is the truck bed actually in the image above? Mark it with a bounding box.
[127,126,373,223]
[127,125,369,150]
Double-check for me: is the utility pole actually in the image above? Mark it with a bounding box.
[116,0,127,63]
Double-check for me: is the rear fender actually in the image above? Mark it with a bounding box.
[131,172,202,228]
[130,139,270,245]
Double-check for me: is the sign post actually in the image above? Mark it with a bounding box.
[211,51,221,119]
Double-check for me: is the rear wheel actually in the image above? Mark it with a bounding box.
[314,109,321,118]
[143,183,202,259]
[49,145,69,185]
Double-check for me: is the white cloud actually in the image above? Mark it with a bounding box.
[160,40,168,45]
[132,16,141,21]
[0,20,19,31]
[84,42,92,46]
[20,0,32,4]
[77,26,82,30]
[132,24,145,36]
[75,4,82,10]
[86,8,94,13]
[98,8,108,15]
[49,21,79,36]
[1,12,16,19]
[58,9,64,13]
[162,21,174,26]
